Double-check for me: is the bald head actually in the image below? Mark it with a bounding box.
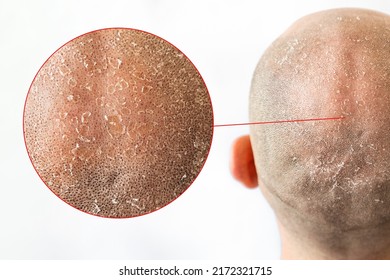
[24,29,213,217]
[250,8,390,240]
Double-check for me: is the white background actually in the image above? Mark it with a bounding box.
[0,0,389,260]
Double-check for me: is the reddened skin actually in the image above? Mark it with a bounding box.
[230,135,258,188]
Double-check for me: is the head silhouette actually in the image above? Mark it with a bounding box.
[232,8,390,259]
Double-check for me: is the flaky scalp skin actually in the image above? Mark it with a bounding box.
[250,8,390,233]
[24,29,213,218]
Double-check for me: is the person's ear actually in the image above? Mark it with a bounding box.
[230,135,258,188]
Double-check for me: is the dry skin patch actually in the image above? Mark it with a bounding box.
[24,29,213,218]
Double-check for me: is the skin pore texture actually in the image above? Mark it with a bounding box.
[24,29,213,218]
[248,8,390,259]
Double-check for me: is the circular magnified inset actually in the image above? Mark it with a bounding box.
[24,28,213,218]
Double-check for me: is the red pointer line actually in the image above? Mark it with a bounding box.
[213,116,345,127]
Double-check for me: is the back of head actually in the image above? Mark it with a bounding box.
[250,8,390,242]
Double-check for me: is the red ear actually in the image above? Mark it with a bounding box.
[230,135,258,188]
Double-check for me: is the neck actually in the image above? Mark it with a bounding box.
[258,182,390,259]
[278,220,390,259]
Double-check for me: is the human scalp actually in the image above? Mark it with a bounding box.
[24,29,213,218]
[250,8,390,232]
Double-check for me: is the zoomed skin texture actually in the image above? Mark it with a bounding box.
[250,8,390,243]
[24,29,213,218]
